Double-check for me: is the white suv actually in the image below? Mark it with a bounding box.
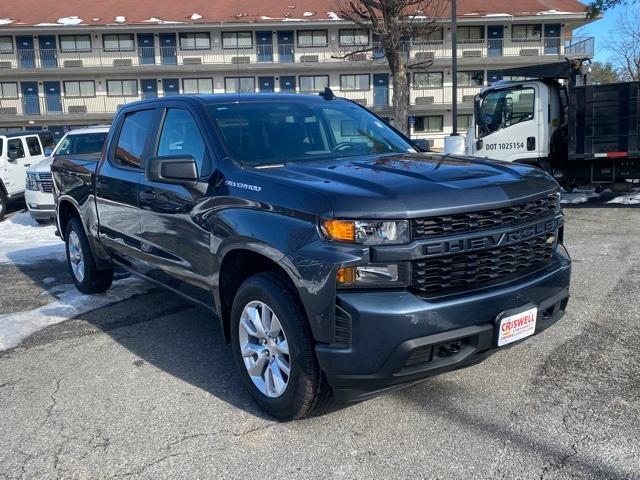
[25,127,109,223]
[0,131,56,221]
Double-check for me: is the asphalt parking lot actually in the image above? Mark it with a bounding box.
[1,202,639,479]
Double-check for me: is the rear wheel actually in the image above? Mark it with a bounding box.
[65,217,113,294]
[230,271,324,420]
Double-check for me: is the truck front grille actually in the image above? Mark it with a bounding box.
[411,234,555,295]
[411,193,560,239]
[37,172,53,193]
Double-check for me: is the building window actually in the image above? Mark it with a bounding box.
[414,72,443,88]
[179,32,211,50]
[512,25,542,41]
[224,77,255,93]
[457,114,472,131]
[0,36,13,53]
[339,29,369,46]
[413,28,444,44]
[59,35,92,53]
[297,30,328,47]
[340,74,369,91]
[183,78,214,94]
[299,75,329,92]
[414,115,443,133]
[64,81,96,97]
[107,80,138,96]
[103,34,134,52]
[457,26,484,43]
[457,70,484,87]
[222,32,253,49]
[0,82,18,98]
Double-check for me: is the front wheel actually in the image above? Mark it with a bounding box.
[230,271,324,420]
[0,191,6,221]
[65,217,114,294]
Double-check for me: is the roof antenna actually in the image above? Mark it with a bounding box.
[319,87,335,100]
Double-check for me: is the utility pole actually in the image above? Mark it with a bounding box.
[451,0,458,136]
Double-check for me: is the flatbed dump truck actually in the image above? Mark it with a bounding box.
[466,60,640,188]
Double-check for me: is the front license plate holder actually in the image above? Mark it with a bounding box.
[496,304,538,347]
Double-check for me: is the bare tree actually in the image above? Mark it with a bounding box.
[336,0,449,135]
[602,8,640,81]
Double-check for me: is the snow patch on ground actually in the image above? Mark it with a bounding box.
[0,212,64,265]
[57,16,83,25]
[560,188,600,204]
[0,277,153,351]
[607,190,640,205]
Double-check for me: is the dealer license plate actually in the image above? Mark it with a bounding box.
[497,307,538,347]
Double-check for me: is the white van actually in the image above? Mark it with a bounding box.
[0,131,56,220]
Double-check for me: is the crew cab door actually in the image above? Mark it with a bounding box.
[472,84,541,163]
[95,108,158,268]
[137,105,216,306]
[4,137,29,195]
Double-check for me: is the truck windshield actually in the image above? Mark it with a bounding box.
[207,100,414,166]
[477,87,535,138]
[55,132,108,156]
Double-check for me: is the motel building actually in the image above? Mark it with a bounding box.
[0,0,595,149]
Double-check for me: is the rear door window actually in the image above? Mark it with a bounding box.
[113,109,155,169]
[26,136,42,156]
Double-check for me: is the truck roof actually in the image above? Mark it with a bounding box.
[0,130,50,139]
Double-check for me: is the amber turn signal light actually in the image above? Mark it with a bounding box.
[336,266,356,285]
[322,220,355,242]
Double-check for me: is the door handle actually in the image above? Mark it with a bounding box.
[24,163,31,167]
[139,190,156,202]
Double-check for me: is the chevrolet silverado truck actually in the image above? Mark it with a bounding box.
[51,93,571,420]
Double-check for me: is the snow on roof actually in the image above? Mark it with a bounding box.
[0,0,588,28]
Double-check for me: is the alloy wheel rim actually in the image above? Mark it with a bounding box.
[238,300,291,398]
[68,231,85,283]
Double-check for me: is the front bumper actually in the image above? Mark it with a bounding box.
[25,189,55,220]
[316,246,571,402]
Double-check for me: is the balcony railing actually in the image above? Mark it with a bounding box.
[0,37,594,70]
[0,87,484,118]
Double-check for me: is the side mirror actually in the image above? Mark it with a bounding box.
[44,147,54,156]
[7,150,19,161]
[412,139,431,152]
[146,155,198,185]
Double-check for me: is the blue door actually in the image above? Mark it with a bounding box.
[39,36,58,68]
[137,33,156,65]
[162,78,179,96]
[21,82,40,115]
[487,70,503,85]
[373,74,389,107]
[16,36,35,68]
[372,34,385,60]
[277,31,294,63]
[141,79,158,99]
[256,31,273,63]
[43,81,62,113]
[279,76,296,93]
[487,26,503,57]
[258,77,275,93]
[544,24,561,55]
[159,33,177,65]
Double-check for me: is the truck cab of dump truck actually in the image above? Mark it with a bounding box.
[465,79,566,169]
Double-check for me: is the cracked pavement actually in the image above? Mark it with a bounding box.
[1,204,639,479]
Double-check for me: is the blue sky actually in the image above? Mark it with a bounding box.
[575,2,628,62]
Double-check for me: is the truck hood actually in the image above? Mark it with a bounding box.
[28,156,53,174]
[250,153,559,218]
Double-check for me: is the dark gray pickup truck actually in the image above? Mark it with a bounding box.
[51,93,571,420]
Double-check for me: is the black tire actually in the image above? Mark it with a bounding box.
[230,271,324,421]
[65,217,114,294]
[0,191,6,222]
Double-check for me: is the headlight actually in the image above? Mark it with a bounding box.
[322,219,409,245]
[26,173,38,191]
[336,264,408,288]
